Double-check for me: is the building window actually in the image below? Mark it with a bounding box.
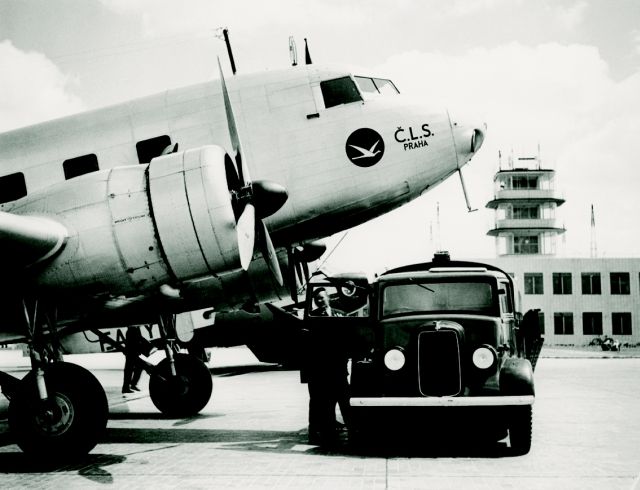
[554,312,574,335]
[610,272,630,295]
[63,154,99,180]
[582,312,603,336]
[511,176,538,189]
[512,204,540,219]
[581,272,601,295]
[553,273,572,294]
[514,235,539,254]
[320,77,363,109]
[612,313,632,335]
[524,273,544,294]
[0,172,27,203]
[136,135,172,164]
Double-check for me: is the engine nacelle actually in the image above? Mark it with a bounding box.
[28,145,241,296]
[148,145,241,279]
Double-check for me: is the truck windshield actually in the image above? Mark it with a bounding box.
[382,281,495,317]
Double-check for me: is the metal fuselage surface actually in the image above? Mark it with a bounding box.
[0,64,483,331]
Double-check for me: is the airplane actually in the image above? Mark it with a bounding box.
[0,49,485,458]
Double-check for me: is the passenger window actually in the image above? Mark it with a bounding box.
[136,135,172,164]
[320,77,363,109]
[63,154,99,180]
[0,172,27,204]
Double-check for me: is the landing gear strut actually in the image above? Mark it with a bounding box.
[9,362,108,458]
[4,299,108,458]
[149,314,213,417]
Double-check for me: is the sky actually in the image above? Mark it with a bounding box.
[1,0,639,274]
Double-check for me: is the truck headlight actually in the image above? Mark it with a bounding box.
[384,348,405,371]
[472,345,497,370]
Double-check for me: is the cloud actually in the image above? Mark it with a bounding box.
[0,41,84,132]
[548,1,588,31]
[444,0,517,17]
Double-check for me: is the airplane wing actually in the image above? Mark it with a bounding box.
[0,211,68,269]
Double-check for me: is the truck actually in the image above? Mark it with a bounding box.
[302,253,543,454]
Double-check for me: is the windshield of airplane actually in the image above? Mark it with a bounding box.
[355,76,400,97]
[320,77,363,108]
[382,281,495,318]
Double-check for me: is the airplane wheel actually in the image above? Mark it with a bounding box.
[149,354,213,417]
[8,362,108,458]
[508,405,532,455]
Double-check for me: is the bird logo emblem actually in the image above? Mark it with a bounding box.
[345,128,385,167]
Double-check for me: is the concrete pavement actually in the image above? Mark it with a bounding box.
[0,348,638,489]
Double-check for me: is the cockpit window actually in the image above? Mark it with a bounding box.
[320,77,363,108]
[355,76,400,97]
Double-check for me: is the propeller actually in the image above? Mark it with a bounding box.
[287,241,327,301]
[218,58,288,284]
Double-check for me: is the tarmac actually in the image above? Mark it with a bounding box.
[0,346,638,489]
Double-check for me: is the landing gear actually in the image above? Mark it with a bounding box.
[2,298,109,458]
[8,362,108,458]
[148,313,213,417]
[149,353,213,417]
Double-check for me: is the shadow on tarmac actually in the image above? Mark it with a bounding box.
[0,451,125,482]
[102,425,512,459]
[209,363,289,377]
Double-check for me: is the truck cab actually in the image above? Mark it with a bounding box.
[304,253,543,454]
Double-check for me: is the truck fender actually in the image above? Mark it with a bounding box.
[500,358,535,396]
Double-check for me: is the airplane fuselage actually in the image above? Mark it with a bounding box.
[0,64,484,323]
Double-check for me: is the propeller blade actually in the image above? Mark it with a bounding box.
[217,57,248,185]
[258,220,283,286]
[287,247,299,302]
[236,204,256,270]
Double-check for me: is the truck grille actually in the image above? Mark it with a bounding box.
[418,330,462,396]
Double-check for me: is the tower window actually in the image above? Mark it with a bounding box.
[511,176,538,189]
[0,172,27,203]
[63,154,99,180]
[512,205,540,219]
[514,235,539,254]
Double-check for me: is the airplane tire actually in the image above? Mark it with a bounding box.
[508,405,532,455]
[8,362,108,458]
[149,354,213,417]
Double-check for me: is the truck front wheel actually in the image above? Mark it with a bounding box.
[508,405,532,455]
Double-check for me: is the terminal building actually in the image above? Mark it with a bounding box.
[477,153,640,346]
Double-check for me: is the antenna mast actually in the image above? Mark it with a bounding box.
[590,204,597,258]
[222,28,237,75]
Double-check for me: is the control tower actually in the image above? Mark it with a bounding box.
[486,152,565,256]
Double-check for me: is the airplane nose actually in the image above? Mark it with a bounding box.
[449,115,487,164]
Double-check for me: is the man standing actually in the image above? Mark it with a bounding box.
[122,326,143,394]
[304,288,350,445]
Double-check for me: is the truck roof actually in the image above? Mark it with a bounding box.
[381,259,511,280]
